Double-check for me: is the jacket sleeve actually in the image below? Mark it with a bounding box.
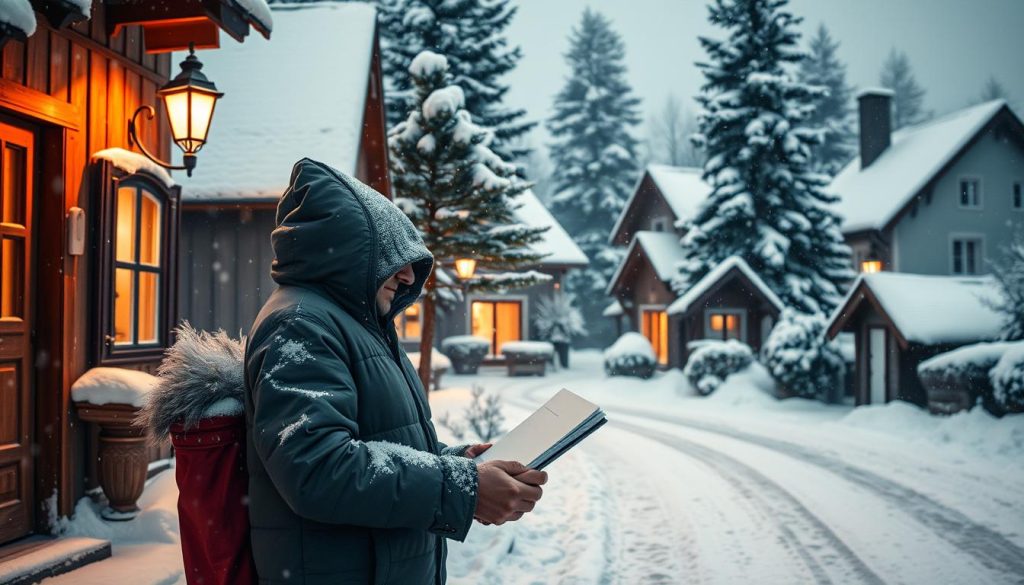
[248,314,478,541]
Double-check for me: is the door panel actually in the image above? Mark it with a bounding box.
[869,328,886,405]
[0,120,34,544]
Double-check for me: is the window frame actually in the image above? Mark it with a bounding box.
[949,233,985,276]
[639,305,669,366]
[704,308,747,341]
[466,294,527,357]
[650,216,670,232]
[957,176,983,210]
[92,161,181,366]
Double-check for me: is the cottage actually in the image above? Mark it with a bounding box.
[825,273,1003,406]
[176,2,389,335]
[429,190,588,358]
[0,0,269,577]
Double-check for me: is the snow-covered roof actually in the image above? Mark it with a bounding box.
[177,3,376,201]
[602,299,623,318]
[829,100,1007,232]
[827,272,1005,346]
[92,148,176,188]
[610,165,710,243]
[514,190,588,266]
[0,0,36,37]
[668,256,784,316]
[234,0,274,35]
[605,230,686,294]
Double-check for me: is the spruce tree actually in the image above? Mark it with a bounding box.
[798,23,855,176]
[547,8,641,344]
[378,0,533,160]
[879,48,930,129]
[677,0,853,317]
[389,51,550,388]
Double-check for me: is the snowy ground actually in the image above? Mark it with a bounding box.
[43,350,1024,584]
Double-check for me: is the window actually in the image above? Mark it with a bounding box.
[951,236,983,275]
[395,302,422,340]
[704,309,745,341]
[959,178,981,208]
[650,216,669,232]
[1014,182,1022,210]
[860,260,883,273]
[94,163,180,364]
[641,309,668,365]
[471,299,521,357]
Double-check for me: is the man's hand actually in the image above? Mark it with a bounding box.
[464,443,492,458]
[474,460,547,526]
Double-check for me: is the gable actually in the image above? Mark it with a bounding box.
[606,237,675,302]
[668,256,784,317]
[610,173,678,246]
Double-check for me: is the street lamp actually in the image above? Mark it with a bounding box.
[128,44,223,177]
[454,258,477,281]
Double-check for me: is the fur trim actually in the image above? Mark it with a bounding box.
[135,322,246,443]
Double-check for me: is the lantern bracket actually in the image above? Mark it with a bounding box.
[128,105,196,177]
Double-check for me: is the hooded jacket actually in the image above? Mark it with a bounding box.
[243,159,478,585]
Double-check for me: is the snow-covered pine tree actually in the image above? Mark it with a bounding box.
[678,0,854,317]
[879,48,930,129]
[547,8,641,345]
[377,0,533,161]
[798,23,855,176]
[389,51,550,389]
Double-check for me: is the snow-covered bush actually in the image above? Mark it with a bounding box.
[990,343,1024,413]
[987,232,1024,341]
[440,336,491,374]
[603,332,658,379]
[918,341,1012,414]
[437,384,505,442]
[533,291,587,344]
[683,340,754,396]
[761,310,844,399]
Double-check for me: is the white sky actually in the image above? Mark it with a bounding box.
[504,0,1024,151]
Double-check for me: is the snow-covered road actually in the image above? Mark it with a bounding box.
[438,351,1024,585]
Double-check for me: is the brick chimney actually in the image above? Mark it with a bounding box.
[857,88,894,169]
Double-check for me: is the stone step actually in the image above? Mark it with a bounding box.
[0,536,112,585]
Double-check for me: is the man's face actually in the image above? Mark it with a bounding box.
[376,264,415,316]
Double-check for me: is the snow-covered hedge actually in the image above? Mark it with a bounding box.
[761,310,844,399]
[440,335,491,374]
[990,343,1024,413]
[603,332,657,379]
[683,340,754,396]
[918,341,1013,413]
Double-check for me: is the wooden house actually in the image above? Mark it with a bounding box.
[176,2,390,336]
[0,0,270,577]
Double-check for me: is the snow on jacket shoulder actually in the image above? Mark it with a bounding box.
[243,159,477,585]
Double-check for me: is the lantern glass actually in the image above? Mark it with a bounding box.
[161,86,220,154]
[454,258,477,280]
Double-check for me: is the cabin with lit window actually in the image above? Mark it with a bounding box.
[424,190,589,360]
[0,0,270,577]
[176,2,390,337]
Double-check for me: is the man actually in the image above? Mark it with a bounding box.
[244,158,546,584]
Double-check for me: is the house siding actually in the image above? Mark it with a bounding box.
[892,128,1024,275]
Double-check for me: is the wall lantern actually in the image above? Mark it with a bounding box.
[861,259,883,273]
[454,258,477,281]
[128,45,223,177]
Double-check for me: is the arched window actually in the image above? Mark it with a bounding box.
[93,162,180,364]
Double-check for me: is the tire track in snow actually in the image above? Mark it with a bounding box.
[591,402,1024,581]
[609,418,886,585]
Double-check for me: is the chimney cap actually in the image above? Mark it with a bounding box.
[857,87,895,100]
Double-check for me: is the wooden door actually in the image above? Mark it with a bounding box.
[471,300,522,357]
[0,120,34,544]
[868,328,887,405]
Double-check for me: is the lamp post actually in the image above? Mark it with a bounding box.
[454,258,477,281]
[128,44,223,177]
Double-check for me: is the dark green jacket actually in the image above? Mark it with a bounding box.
[244,159,478,584]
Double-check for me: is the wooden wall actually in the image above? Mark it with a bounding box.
[0,2,173,516]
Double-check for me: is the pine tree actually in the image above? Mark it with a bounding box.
[798,23,855,176]
[389,51,550,388]
[879,48,929,129]
[547,8,641,344]
[677,0,853,317]
[377,0,533,160]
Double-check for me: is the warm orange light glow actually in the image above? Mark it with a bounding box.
[163,86,219,153]
[455,258,477,280]
[861,260,883,273]
[710,314,725,331]
[395,303,422,339]
[140,193,162,266]
[641,310,669,365]
[471,300,521,357]
[115,187,136,263]
[114,268,134,344]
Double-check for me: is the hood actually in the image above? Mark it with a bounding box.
[271,158,433,326]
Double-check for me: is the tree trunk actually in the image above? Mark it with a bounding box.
[417,271,438,394]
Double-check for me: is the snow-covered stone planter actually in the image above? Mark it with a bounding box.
[604,333,657,379]
[408,348,452,391]
[990,343,1024,414]
[441,335,491,374]
[684,340,754,395]
[502,341,554,376]
[71,367,158,520]
[918,341,1013,414]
